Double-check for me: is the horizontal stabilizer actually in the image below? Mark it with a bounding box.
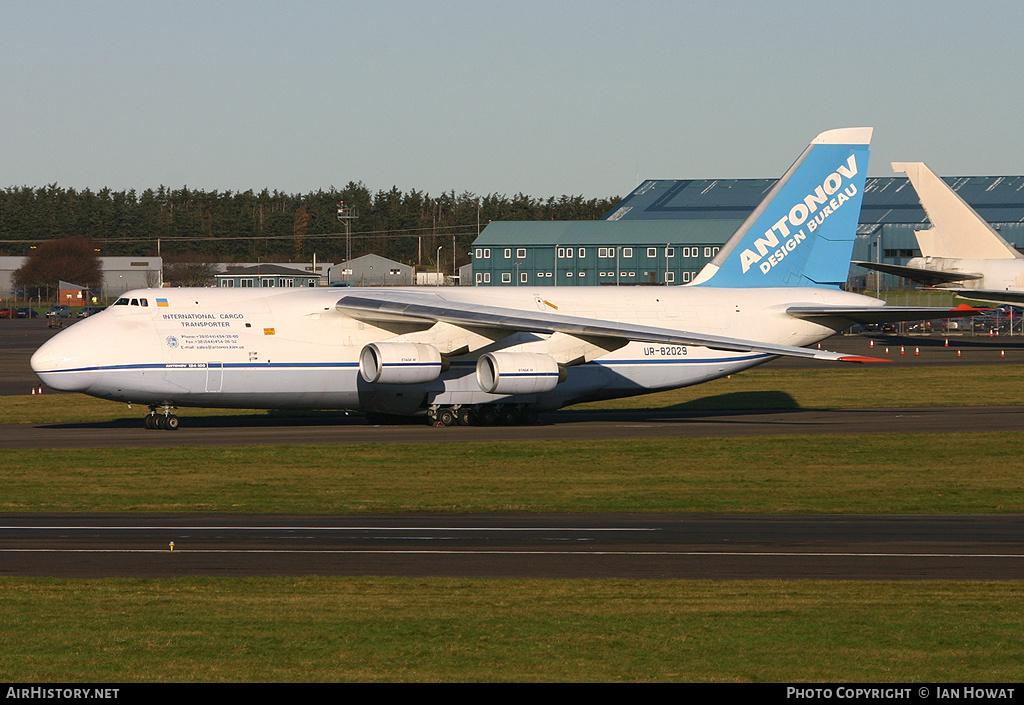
[787,303,988,326]
[946,289,1024,306]
[853,260,982,286]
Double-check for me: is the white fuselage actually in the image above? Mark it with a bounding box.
[31,285,879,415]
[908,256,1024,293]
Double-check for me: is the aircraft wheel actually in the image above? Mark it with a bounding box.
[456,406,475,426]
[436,408,455,427]
[498,406,521,426]
[165,415,180,430]
[478,406,498,426]
[144,415,157,430]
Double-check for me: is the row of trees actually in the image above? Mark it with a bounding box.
[0,183,619,272]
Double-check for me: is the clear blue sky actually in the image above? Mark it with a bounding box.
[2,0,1022,199]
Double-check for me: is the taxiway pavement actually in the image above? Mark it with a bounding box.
[3,404,1024,449]
[3,513,1022,580]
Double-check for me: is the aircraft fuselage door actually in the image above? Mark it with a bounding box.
[206,361,223,392]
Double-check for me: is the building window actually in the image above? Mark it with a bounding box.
[220,279,234,287]
[623,248,633,258]
[475,248,483,258]
[240,278,254,288]
[520,272,528,283]
[483,248,491,258]
[665,271,675,283]
[504,248,511,259]
[261,278,275,287]
[683,271,692,282]
[578,271,585,277]
[666,247,675,258]
[598,247,609,258]
[516,248,527,259]
[647,248,657,258]
[475,273,482,284]
[578,248,586,258]
[483,272,491,283]
[501,272,511,283]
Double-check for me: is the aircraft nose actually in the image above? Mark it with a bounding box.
[31,325,98,392]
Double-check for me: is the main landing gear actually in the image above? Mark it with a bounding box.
[144,405,180,430]
[426,403,540,427]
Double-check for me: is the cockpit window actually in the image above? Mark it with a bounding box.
[130,299,139,306]
[140,298,148,307]
[113,298,129,306]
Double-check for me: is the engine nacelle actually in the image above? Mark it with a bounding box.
[476,352,565,395]
[359,342,446,384]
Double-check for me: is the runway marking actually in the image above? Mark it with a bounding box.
[0,526,652,532]
[2,549,1022,558]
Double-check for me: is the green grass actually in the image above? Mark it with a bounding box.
[1,578,1021,682]
[570,364,1024,411]
[4,369,1024,683]
[2,433,1022,514]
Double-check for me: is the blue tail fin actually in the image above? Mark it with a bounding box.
[692,127,871,288]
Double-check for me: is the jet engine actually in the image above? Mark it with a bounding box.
[359,342,447,384]
[476,352,566,395]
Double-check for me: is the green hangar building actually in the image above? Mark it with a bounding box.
[469,175,1024,287]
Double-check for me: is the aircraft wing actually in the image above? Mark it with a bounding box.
[336,292,883,362]
[786,304,987,326]
[852,261,983,286]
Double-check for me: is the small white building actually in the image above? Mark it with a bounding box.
[0,256,164,300]
[328,254,413,286]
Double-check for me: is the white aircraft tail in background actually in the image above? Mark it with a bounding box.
[855,162,1024,305]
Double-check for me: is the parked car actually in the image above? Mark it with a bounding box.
[16,307,39,318]
[77,306,105,318]
[0,307,15,318]
[46,305,73,319]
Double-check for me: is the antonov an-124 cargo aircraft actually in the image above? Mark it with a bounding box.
[31,128,979,428]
